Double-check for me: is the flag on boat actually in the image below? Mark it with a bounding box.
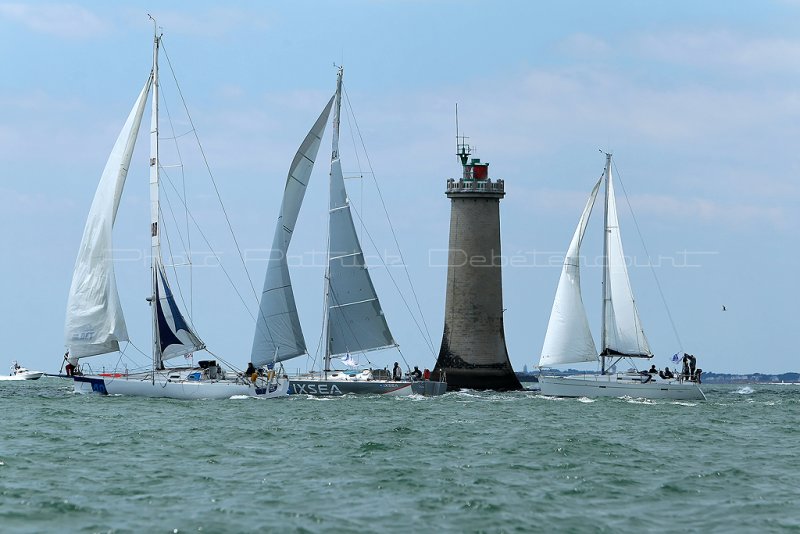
[672,353,680,363]
[340,353,358,368]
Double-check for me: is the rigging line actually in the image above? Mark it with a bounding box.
[342,86,436,353]
[395,347,411,373]
[342,88,365,245]
[156,72,194,316]
[160,39,261,307]
[117,341,152,372]
[157,169,190,253]
[348,200,436,355]
[157,202,199,334]
[159,129,195,141]
[611,160,683,352]
[203,348,243,373]
[156,171,196,326]
[156,164,258,324]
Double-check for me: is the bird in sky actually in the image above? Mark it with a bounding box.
[722,305,727,311]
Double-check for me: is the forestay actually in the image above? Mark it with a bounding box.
[64,77,153,358]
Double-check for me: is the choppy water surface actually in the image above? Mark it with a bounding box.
[2,380,799,533]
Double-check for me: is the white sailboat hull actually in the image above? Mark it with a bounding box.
[73,374,289,400]
[539,374,705,400]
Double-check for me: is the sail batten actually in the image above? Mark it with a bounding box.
[329,297,380,309]
[538,177,602,367]
[251,96,335,366]
[64,77,153,358]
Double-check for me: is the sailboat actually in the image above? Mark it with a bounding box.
[63,22,288,400]
[250,67,446,396]
[537,153,705,400]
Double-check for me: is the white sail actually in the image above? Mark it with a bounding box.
[64,77,153,358]
[326,68,395,357]
[539,177,602,367]
[602,167,652,357]
[251,97,335,366]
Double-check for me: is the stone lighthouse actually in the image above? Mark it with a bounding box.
[432,139,522,391]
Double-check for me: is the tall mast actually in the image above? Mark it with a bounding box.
[148,16,162,376]
[323,66,344,375]
[600,152,612,374]
[331,66,342,161]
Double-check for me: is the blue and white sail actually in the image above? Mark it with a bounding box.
[539,177,602,367]
[155,261,204,360]
[326,68,395,358]
[251,97,335,367]
[64,77,153,358]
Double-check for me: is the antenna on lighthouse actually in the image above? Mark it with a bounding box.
[455,103,471,166]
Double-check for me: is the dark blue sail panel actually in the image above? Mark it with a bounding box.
[156,263,204,361]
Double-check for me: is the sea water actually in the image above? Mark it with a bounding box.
[1,380,799,533]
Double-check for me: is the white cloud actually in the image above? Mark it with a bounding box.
[637,30,800,73]
[557,33,611,58]
[0,2,108,38]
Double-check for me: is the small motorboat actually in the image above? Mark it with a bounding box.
[0,361,44,381]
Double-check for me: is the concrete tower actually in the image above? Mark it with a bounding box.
[432,139,522,391]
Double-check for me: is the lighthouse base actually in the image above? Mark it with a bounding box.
[432,353,522,392]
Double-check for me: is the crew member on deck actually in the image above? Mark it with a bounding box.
[648,364,658,374]
[392,362,402,381]
[411,366,422,380]
[659,366,674,379]
[64,352,74,377]
[245,362,257,383]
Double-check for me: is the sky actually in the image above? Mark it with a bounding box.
[1,0,798,375]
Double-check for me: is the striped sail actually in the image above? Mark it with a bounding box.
[325,69,394,357]
[326,156,395,356]
[251,97,334,366]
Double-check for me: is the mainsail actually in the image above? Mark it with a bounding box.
[325,68,395,357]
[601,164,652,357]
[539,177,602,367]
[251,97,335,366]
[64,77,153,358]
